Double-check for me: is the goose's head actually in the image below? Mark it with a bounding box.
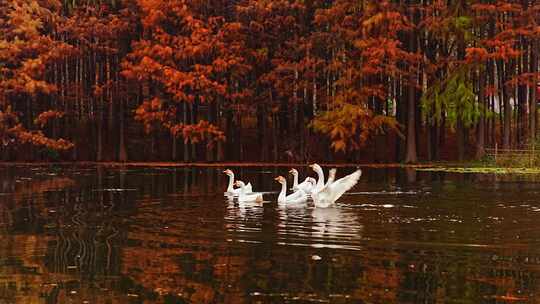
[274,176,286,184]
[234,180,245,188]
[305,177,316,185]
[309,163,323,174]
[328,168,337,179]
[223,169,234,177]
[288,168,298,176]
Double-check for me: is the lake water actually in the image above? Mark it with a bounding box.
[1,165,540,303]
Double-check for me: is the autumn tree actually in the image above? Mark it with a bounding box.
[309,1,411,160]
[0,0,74,159]
[121,0,239,160]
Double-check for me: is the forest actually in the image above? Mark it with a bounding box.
[0,0,539,163]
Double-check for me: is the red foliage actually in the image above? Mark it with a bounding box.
[34,110,65,128]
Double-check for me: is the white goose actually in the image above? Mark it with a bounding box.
[309,164,326,194]
[234,181,263,202]
[223,169,252,195]
[311,167,362,208]
[275,176,308,206]
[325,168,337,186]
[289,168,316,194]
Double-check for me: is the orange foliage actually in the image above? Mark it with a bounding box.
[169,121,225,146]
[121,0,254,145]
[0,0,538,161]
[0,1,73,153]
[34,110,65,128]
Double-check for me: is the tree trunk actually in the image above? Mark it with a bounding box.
[475,68,486,159]
[118,97,127,162]
[206,98,217,162]
[257,103,268,162]
[405,30,417,164]
[517,43,528,146]
[94,41,103,162]
[191,102,198,161]
[395,78,405,162]
[501,60,512,149]
[183,102,190,162]
[272,113,279,162]
[405,76,417,163]
[530,39,538,143]
[106,54,114,160]
[432,118,440,160]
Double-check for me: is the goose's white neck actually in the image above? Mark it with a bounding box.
[292,173,299,188]
[278,182,287,203]
[315,169,325,190]
[227,173,235,192]
[237,183,245,194]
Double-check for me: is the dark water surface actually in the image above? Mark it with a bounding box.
[1,165,540,303]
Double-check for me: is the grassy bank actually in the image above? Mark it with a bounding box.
[417,166,540,174]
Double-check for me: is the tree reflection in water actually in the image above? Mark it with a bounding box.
[0,165,539,303]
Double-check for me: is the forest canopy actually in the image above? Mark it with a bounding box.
[0,0,539,163]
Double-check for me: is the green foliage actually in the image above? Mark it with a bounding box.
[474,139,540,169]
[61,0,119,13]
[417,167,540,174]
[452,16,474,42]
[454,16,471,29]
[493,140,540,169]
[421,67,485,129]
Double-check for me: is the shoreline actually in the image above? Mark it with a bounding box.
[0,161,435,168]
[1,162,539,174]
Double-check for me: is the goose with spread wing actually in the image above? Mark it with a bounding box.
[310,167,362,208]
[223,169,252,195]
[234,181,263,202]
[275,176,308,206]
[289,168,316,194]
[325,168,337,186]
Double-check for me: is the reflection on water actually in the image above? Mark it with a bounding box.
[1,165,540,303]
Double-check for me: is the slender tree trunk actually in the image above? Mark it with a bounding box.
[257,102,268,162]
[96,53,103,162]
[405,30,417,164]
[106,54,114,160]
[294,64,302,161]
[530,39,538,143]
[456,39,466,161]
[312,68,317,116]
[432,117,440,160]
[118,97,127,162]
[293,64,298,130]
[183,102,190,162]
[298,89,306,162]
[475,68,486,159]
[501,60,512,149]
[191,101,198,161]
[518,42,528,146]
[405,76,417,163]
[272,112,278,162]
[216,98,224,161]
[456,116,465,161]
[396,77,406,162]
[206,97,217,162]
[236,106,243,161]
